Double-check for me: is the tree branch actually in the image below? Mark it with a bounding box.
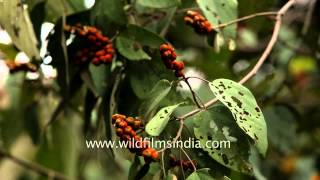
[212,11,278,30]
[178,0,296,121]
[0,149,69,180]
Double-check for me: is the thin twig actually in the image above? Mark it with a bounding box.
[212,11,278,30]
[180,148,196,171]
[185,76,211,83]
[159,0,296,154]
[157,119,184,153]
[302,0,316,35]
[178,0,296,122]
[183,77,204,108]
[0,149,69,180]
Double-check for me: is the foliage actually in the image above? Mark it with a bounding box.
[0,0,319,180]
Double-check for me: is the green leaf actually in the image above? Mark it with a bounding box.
[141,79,172,117]
[186,169,214,180]
[196,0,238,48]
[121,25,166,48]
[116,36,151,61]
[0,0,40,59]
[91,0,127,25]
[208,78,268,155]
[193,105,252,173]
[146,103,182,136]
[137,0,180,8]
[264,105,297,153]
[128,156,142,180]
[89,64,110,96]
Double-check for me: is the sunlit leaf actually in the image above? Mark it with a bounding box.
[196,0,238,48]
[0,0,40,59]
[209,79,268,155]
[186,169,214,180]
[137,0,180,9]
[146,103,182,136]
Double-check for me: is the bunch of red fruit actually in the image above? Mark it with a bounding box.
[112,114,159,163]
[64,24,115,66]
[184,10,213,35]
[5,61,37,74]
[159,44,185,78]
[169,155,197,170]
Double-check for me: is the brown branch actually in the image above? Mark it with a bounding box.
[0,149,69,180]
[159,0,296,154]
[183,77,204,108]
[179,0,296,121]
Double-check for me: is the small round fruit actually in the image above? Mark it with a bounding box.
[172,61,184,71]
[124,126,133,135]
[116,128,123,136]
[126,117,135,125]
[151,151,159,161]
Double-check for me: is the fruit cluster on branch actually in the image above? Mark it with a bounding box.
[5,61,37,73]
[112,114,159,163]
[184,10,213,35]
[159,44,185,78]
[64,24,115,66]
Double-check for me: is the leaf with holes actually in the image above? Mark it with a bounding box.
[208,79,268,155]
[146,103,182,136]
[137,0,180,9]
[116,36,151,61]
[193,105,252,173]
[196,0,238,49]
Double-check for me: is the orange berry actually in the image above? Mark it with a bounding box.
[160,44,171,52]
[142,148,153,158]
[92,58,101,66]
[112,114,126,121]
[117,121,128,128]
[186,10,198,17]
[126,117,135,125]
[172,61,184,71]
[184,16,194,25]
[151,150,159,161]
[133,120,142,129]
[116,128,123,136]
[124,126,133,135]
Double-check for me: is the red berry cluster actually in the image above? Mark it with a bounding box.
[5,61,37,73]
[64,24,115,66]
[184,11,213,35]
[112,114,159,163]
[159,44,185,78]
[169,155,197,170]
